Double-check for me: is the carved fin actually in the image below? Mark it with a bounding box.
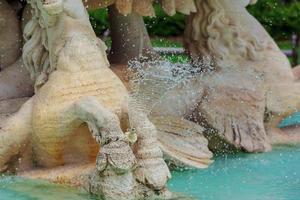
[150,116,213,169]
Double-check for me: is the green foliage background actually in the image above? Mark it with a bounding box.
[89,8,109,37]
[89,0,300,40]
[247,0,300,40]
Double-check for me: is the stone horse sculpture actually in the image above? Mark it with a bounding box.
[0,0,171,199]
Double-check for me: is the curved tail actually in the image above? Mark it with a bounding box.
[151,116,213,169]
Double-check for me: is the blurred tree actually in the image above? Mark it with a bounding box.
[247,0,300,40]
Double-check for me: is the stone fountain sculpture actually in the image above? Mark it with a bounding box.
[130,0,300,156]
[84,0,215,168]
[71,0,300,169]
[0,0,173,199]
[0,0,214,199]
[183,0,300,150]
[0,0,299,198]
[0,0,197,105]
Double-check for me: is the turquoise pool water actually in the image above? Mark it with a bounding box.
[0,177,99,200]
[169,146,300,200]
[1,146,299,200]
[279,112,300,128]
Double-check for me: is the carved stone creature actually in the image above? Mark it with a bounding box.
[128,59,266,167]
[128,61,214,168]
[81,0,213,169]
[183,0,300,151]
[0,0,170,199]
[127,0,300,159]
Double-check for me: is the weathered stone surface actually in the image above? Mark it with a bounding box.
[0,97,29,114]
[125,61,214,168]
[105,1,300,173]
[0,59,34,101]
[293,66,300,81]
[183,0,300,151]
[20,163,95,188]
[268,125,300,145]
[0,0,22,69]
[0,1,170,199]
[118,0,300,164]
[0,2,34,101]
[198,67,271,152]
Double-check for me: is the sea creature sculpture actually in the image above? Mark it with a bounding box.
[129,0,300,158]
[183,0,300,151]
[80,0,214,169]
[0,0,171,199]
[129,60,214,168]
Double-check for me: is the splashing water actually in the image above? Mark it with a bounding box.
[128,58,214,114]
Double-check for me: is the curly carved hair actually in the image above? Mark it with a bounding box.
[184,0,267,63]
[22,0,53,89]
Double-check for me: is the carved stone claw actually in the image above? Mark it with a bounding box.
[96,140,137,175]
[134,158,171,190]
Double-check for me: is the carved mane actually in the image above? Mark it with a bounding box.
[22,0,53,89]
[184,0,267,64]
